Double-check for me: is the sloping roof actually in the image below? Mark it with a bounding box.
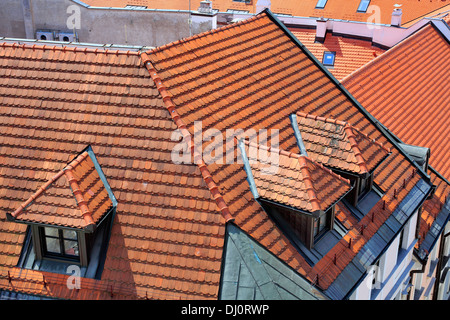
[220,223,328,300]
[0,43,226,299]
[294,112,390,175]
[241,141,352,214]
[342,23,450,181]
[402,4,450,27]
[80,0,449,26]
[7,150,113,231]
[143,10,431,293]
[290,27,386,80]
[0,10,433,300]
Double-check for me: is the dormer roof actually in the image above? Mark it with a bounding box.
[293,112,391,176]
[7,148,115,232]
[240,140,352,216]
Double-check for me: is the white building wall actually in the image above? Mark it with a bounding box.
[438,222,450,300]
[353,210,419,300]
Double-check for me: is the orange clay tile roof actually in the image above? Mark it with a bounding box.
[243,142,351,214]
[295,112,390,175]
[342,23,450,181]
[143,11,430,291]
[0,11,433,299]
[0,43,226,299]
[82,0,449,25]
[402,3,450,27]
[7,151,112,231]
[290,27,386,80]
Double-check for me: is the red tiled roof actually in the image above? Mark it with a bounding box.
[7,151,112,231]
[144,11,427,290]
[244,142,351,214]
[342,23,450,181]
[295,112,390,175]
[0,43,226,299]
[290,28,386,80]
[0,11,432,299]
[82,0,449,26]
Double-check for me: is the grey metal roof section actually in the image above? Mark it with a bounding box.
[220,223,328,300]
[289,114,308,156]
[417,197,450,261]
[238,140,259,200]
[0,289,57,300]
[324,178,432,300]
[398,143,430,168]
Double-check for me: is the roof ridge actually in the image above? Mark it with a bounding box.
[297,111,390,174]
[140,52,234,223]
[240,138,351,187]
[64,168,96,229]
[296,111,348,127]
[296,156,323,213]
[145,12,264,56]
[0,41,140,56]
[343,124,369,174]
[8,151,90,220]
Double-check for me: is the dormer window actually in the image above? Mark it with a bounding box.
[290,112,391,219]
[239,140,351,251]
[41,227,80,260]
[7,146,117,276]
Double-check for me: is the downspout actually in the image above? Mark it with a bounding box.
[408,259,426,300]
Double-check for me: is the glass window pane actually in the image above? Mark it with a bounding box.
[357,0,370,12]
[316,0,328,8]
[45,237,61,254]
[63,229,78,240]
[64,240,79,256]
[323,52,335,66]
[44,227,59,238]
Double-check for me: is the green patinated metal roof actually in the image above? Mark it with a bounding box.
[220,223,328,300]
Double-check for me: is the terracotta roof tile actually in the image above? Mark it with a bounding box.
[0,42,226,299]
[295,112,390,175]
[144,11,430,291]
[342,23,450,181]
[290,27,386,80]
[7,151,112,230]
[0,10,434,299]
[242,141,351,214]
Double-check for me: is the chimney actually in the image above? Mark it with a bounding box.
[198,0,213,14]
[391,7,402,27]
[256,0,271,13]
[315,17,327,42]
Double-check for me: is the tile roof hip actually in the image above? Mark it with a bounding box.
[295,112,391,176]
[8,151,90,220]
[140,52,234,223]
[240,139,352,214]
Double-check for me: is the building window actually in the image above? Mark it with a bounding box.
[322,51,336,66]
[315,0,328,9]
[313,212,328,239]
[357,0,371,12]
[41,227,80,260]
